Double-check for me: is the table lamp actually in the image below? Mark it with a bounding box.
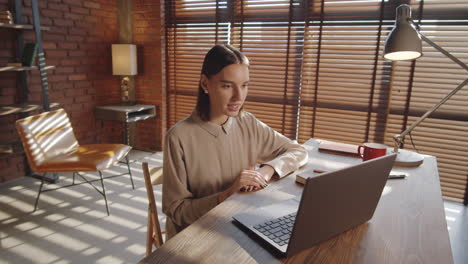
[384,4,468,167]
[112,44,137,104]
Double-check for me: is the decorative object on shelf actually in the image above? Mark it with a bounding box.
[0,10,13,24]
[112,44,137,104]
[21,42,38,66]
[384,4,468,167]
[6,62,22,67]
[0,145,13,154]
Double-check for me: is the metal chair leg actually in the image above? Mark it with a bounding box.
[98,171,110,216]
[34,172,46,211]
[125,155,135,189]
[72,172,76,184]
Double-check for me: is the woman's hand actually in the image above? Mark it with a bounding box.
[218,167,268,203]
[242,165,276,192]
[235,168,267,192]
[218,165,277,203]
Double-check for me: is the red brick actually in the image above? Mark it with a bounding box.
[63,0,83,7]
[40,17,53,26]
[46,50,68,58]
[83,15,101,23]
[70,103,84,111]
[64,12,83,21]
[75,81,92,88]
[0,87,15,96]
[69,28,88,36]
[48,75,68,82]
[69,50,87,57]
[42,42,57,49]
[51,81,73,90]
[42,9,63,19]
[43,33,66,42]
[68,74,87,81]
[53,18,74,27]
[54,67,75,74]
[61,59,82,66]
[58,42,78,50]
[49,26,68,35]
[71,7,90,15]
[84,1,100,9]
[66,35,85,42]
[48,3,70,12]
[91,9,114,18]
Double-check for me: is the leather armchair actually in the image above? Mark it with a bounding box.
[16,108,134,215]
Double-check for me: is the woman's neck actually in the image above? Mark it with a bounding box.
[209,114,229,126]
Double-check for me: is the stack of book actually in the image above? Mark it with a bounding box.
[0,10,13,24]
[22,43,38,66]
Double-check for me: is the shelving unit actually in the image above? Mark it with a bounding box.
[0,102,60,116]
[1,0,57,182]
[0,0,55,112]
[0,22,50,30]
[0,65,55,72]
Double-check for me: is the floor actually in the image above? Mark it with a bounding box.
[0,150,467,264]
[0,150,165,264]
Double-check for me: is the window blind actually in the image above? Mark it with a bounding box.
[385,19,468,203]
[165,0,468,204]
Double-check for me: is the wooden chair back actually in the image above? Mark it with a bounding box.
[142,162,164,256]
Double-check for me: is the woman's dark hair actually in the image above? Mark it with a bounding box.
[196,44,249,121]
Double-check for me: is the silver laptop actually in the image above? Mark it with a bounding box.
[232,153,397,257]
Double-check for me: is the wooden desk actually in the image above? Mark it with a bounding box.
[139,139,452,264]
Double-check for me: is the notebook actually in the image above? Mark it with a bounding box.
[318,140,359,157]
[232,153,397,257]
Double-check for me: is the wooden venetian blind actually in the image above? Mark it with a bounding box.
[165,0,230,126]
[384,1,468,202]
[165,0,468,204]
[230,0,304,139]
[298,0,390,145]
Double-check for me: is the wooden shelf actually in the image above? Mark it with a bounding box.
[0,102,60,116]
[0,22,50,30]
[0,65,55,72]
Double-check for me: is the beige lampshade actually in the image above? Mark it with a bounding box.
[384,4,422,61]
[112,44,137,75]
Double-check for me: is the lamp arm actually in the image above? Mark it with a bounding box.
[393,28,468,153]
[394,78,468,152]
[419,34,468,72]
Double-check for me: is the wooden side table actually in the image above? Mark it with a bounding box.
[95,104,156,145]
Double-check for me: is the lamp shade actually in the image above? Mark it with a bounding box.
[112,44,137,75]
[384,4,422,61]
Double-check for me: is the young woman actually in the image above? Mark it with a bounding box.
[162,44,308,239]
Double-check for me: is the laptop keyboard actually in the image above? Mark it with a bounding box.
[253,212,296,246]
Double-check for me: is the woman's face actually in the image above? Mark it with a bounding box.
[201,63,249,125]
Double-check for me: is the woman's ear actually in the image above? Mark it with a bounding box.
[200,75,209,94]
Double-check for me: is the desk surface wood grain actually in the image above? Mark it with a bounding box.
[139,139,452,264]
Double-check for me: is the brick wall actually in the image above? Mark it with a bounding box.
[0,0,167,182]
[133,0,166,151]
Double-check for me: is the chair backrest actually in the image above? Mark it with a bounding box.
[142,162,164,255]
[16,108,79,171]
